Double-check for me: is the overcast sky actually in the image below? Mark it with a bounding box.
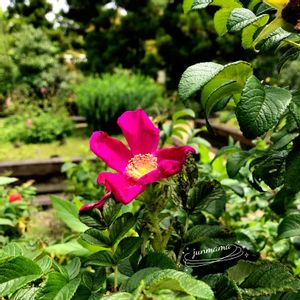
[0,0,69,13]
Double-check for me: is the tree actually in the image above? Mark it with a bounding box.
[7,0,53,29]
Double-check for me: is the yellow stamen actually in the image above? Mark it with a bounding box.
[126,154,158,180]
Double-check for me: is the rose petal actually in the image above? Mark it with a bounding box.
[138,168,163,185]
[79,192,111,212]
[90,131,132,172]
[155,145,195,177]
[117,108,160,155]
[155,145,195,162]
[98,172,145,204]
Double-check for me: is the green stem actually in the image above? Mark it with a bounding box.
[113,265,118,292]
[176,213,189,268]
[111,245,118,292]
[176,244,186,268]
[286,39,300,49]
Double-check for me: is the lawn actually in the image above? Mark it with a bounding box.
[0,136,91,162]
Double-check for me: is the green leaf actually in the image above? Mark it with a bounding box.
[145,269,214,300]
[257,27,291,51]
[46,240,92,257]
[185,225,226,245]
[0,218,14,227]
[272,132,299,150]
[285,145,300,193]
[114,237,142,263]
[61,162,77,173]
[102,292,133,300]
[81,228,112,248]
[36,255,52,274]
[0,176,18,185]
[187,179,226,217]
[211,0,242,8]
[138,252,177,270]
[239,261,300,296]
[189,0,241,11]
[227,8,268,33]
[84,250,115,267]
[250,150,288,189]
[183,0,193,13]
[52,261,69,279]
[202,273,242,300]
[290,92,300,128]
[179,61,252,117]
[79,209,107,230]
[172,109,195,122]
[81,268,106,292]
[278,214,300,239]
[227,260,258,284]
[0,256,42,297]
[125,268,160,292]
[71,286,103,300]
[270,188,295,216]
[65,258,81,280]
[241,15,269,49]
[236,75,292,139]
[109,213,136,244]
[203,80,238,117]
[35,272,81,300]
[11,287,39,300]
[102,198,122,227]
[201,61,252,117]
[211,145,240,163]
[277,46,300,72]
[226,151,251,178]
[191,0,212,10]
[179,62,223,101]
[2,243,23,257]
[214,8,232,36]
[50,195,88,233]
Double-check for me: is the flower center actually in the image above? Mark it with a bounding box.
[126,154,158,180]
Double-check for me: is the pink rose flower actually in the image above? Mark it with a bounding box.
[80,108,195,211]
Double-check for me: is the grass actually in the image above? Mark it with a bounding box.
[0,135,91,162]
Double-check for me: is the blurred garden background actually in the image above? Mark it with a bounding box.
[1,0,299,162]
[1,0,300,299]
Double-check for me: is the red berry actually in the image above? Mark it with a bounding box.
[8,193,22,202]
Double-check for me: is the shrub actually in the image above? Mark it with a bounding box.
[9,24,66,96]
[2,110,74,144]
[74,70,165,131]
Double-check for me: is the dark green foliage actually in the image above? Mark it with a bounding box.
[202,273,242,300]
[64,0,242,89]
[8,0,53,29]
[250,150,288,190]
[62,159,106,201]
[2,110,73,144]
[187,179,226,217]
[75,70,165,131]
[284,138,300,193]
[10,25,66,94]
[236,76,292,139]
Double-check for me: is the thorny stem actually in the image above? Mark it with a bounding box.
[111,245,118,292]
[113,265,118,292]
[176,212,189,267]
